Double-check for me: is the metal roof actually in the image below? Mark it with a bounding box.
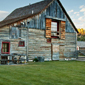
[0,0,78,33]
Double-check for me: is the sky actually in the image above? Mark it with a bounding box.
[0,0,85,29]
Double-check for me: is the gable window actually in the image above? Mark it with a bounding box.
[2,42,10,54]
[19,41,25,47]
[10,27,21,39]
[51,21,59,38]
[46,18,65,39]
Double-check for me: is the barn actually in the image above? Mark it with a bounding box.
[0,0,78,64]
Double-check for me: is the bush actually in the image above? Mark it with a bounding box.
[33,58,39,62]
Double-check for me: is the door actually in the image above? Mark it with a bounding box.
[52,44,59,60]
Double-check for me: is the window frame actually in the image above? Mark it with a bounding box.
[1,42,10,54]
[18,41,25,47]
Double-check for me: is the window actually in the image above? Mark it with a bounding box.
[51,21,59,38]
[46,18,65,39]
[2,42,10,54]
[19,41,25,47]
[10,27,21,39]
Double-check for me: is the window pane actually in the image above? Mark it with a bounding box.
[3,44,5,48]
[51,22,57,32]
[5,44,7,48]
[3,49,4,52]
[5,49,7,52]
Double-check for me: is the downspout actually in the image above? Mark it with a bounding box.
[26,23,29,62]
[76,32,78,59]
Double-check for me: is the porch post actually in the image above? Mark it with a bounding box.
[8,56,9,65]
[26,27,29,62]
[24,56,26,64]
[0,56,1,64]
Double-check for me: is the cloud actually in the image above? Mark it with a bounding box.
[77,14,80,16]
[67,5,85,29]
[80,8,85,12]
[68,10,74,14]
[73,20,85,28]
[74,12,80,16]
[80,5,85,12]
[80,5,84,8]
[78,17,83,21]
[0,10,9,21]
[69,13,85,29]
[74,16,85,28]
[74,12,79,14]
[84,12,85,16]
[71,5,85,28]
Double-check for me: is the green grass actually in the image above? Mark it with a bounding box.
[0,61,85,85]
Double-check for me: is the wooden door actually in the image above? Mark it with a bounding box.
[52,44,59,60]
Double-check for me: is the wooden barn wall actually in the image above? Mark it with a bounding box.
[0,26,27,55]
[28,28,51,60]
[27,0,75,33]
[52,33,77,59]
[46,0,75,33]
[28,11,46,30]
[28,28,76,60]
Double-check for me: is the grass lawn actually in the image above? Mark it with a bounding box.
[0,61,85,85]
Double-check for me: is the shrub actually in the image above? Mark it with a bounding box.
[33,58,39,62]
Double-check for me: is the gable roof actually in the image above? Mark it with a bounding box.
[0,0,53,28]
[0,0,78,33]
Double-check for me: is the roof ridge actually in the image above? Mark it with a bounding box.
[14,0,45,10]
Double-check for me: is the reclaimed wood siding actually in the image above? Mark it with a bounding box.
[28,11,46,30]
[64,33,77,58]
[61,21,65,39]
[46,0,75,33]
[28,28,51,60]
[52,44,59,60]
[46,18,51,38]
[0,27,27,55]
[52,33,76,59]
[27,0,75,33]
